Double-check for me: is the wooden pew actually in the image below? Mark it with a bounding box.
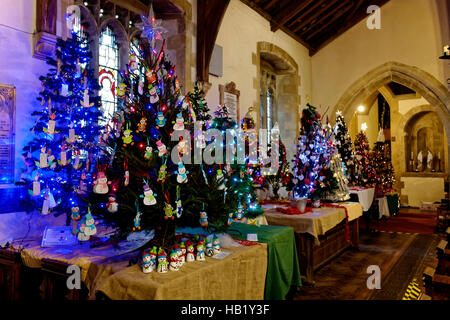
[423,239,450,299]
[40,258,87,300]
[0,249,21,300]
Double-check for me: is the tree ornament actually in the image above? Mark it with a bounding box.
[116,83,127,97]
[136,116,147,133]
[72,149,83,170]
[37,146,48,168]
[148,85,159,104]
[83,207,98,237]
[186,241,195,262]
[80,88,94,108]
[169,249,179,271]
[129,54,139,71]
[176,162,189,184]
[158,164,168,182]
[157,248,169,273]
[155,111,166,128]
[57,144,70,166]
[71,206,81,235]
[43,113,58,134]
[140,179,157,206]
[174,186,183,218]
[172,112,185,131]
[199,204,208,227]
[93,170,111,194]
[122,124,134,147]
[141,250,154,273]
[32,173,41,196]
[195,120,206,149]
[216,169,226,190]
[177,136,189,156]
[213,237,221,255]
[138,76,144,95]
[133,200,142,231]
[235,202,245,221]
[156,140,168,157]
[205,238,214,257]
[107,193,119,213]
[66,122,77,144]
[47,152,57,170]
[163,200,175,220]
[179,242,186,265]
[196,240,205,261]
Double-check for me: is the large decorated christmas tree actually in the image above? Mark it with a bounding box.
[18,31,102,222]
[353,131,378,187]
[289,104,333,199]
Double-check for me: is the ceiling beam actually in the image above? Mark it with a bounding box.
[113,0,148,15]
[270,0,313,32]
[263,0,278,11]
[309,0,390,55]
[197,0,231,83]
[301,0,352,40]
[291,0,339,33]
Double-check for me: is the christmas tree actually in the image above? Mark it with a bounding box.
[334,111,355,182]
[17,31,102,222]
[312,120,350,201]
[209,105,264,220]
[372,129,395,193]
[353,131,378,187]
[289,104,333,199]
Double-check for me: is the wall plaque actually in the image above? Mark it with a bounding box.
[219,82,240,123]
[0,85,15,184]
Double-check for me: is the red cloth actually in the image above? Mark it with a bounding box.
[276,206,313,215]
[320,203,351,243]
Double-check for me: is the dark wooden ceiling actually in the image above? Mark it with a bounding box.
[240,0,390,55]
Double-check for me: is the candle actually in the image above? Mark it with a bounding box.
[444,45,450,56]
[61,151,67,165]
[39,152,48,168]
[411,151,414,160]
[438,152,441,160]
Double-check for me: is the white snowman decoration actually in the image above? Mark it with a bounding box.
[173,112,185,131]
[149,85,159,104]
[195,121,206,149]
[83,211,98,237]
[156,141,168,157]
[176,162,189,184]
[141,184,157,206]
[93,171,110,194]
[107,194,119,213]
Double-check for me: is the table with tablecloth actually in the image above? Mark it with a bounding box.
[95,242,268,300]
[227,222,302,300]
[349,187,375,212]
[262,202,363,243]
[12,236,145,299]
[262,202,363,283]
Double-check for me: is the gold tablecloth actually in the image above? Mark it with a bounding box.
[16,237,136,298]
[96,243,268,300]
[263,202,362,241]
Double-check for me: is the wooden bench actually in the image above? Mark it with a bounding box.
[0,249,21,300]
[40,258,88,300]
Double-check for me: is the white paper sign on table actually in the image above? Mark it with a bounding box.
[211,251,232,260]
[246,233,258,242]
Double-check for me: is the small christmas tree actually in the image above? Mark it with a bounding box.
[334,111,355,181]
[17,31,102,222]
[353,131,378,187]
[372,129,395,193]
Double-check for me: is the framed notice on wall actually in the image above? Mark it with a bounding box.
[219,82,240,123]
[0,85,15,184]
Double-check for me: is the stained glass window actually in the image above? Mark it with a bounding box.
[99,27,119,124]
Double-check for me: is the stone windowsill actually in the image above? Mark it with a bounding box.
[402,172,448,178]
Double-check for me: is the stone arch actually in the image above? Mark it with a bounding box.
[333,61,450,180]
[78,4,99,71]
[256,41,301,161]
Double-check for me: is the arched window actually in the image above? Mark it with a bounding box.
[260,67,277,144]
[98,27,120,123]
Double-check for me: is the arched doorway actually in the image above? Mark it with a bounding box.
[333,62,450,206]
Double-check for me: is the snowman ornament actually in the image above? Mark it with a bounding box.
[140,182,157,206]
[93,171,110,194]
[149,85,159,104]
[156,141,168,157]
[155,112,166,128]
[195,121,206,149]
[172,112,185,131]
[176,162,189,183]
[107,193,119,213]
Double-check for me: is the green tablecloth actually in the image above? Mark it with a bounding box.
[227,222,301,300]
[386,193,400,216]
